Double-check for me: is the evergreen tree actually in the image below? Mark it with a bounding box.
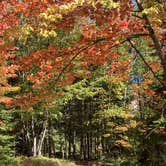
[0,107,17,166]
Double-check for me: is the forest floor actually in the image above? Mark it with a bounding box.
[19,157,97,166]
[61,160,96,166]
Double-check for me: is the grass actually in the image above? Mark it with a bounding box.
[19,156,61,166]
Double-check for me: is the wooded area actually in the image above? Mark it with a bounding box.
[0,0,166,166]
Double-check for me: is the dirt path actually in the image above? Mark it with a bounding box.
[65,161,96,166]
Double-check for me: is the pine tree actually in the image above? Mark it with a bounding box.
[0,106,17,166]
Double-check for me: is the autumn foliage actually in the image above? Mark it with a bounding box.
[0,0,165,164]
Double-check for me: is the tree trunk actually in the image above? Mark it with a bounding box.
[48,116,52,157]
[72,131,76,159]
[31,116,37,157]
[37,124,47,156]
[135,0,166,81]
[33,136,37,157]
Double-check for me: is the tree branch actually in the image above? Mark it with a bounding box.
[145,126,159,139]
[54,38,105,83]
[127,38,165,87]
[135,0,166,80]
[54,34,149,84]
[132,14,143,19]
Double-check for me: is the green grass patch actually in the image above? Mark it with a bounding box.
[20,156,61,166]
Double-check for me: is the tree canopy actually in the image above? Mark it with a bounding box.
[0,0,166,166]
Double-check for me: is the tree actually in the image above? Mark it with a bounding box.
[0,108,17,165]
[0,0,165,165]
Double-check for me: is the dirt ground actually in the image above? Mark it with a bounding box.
[65,161,96,166]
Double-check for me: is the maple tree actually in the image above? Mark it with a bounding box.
[0,0,164,105]
[1,0,142,107]
[0,0,165,165]
[0,0,164,107]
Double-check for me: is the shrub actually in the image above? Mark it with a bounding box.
[0,157,19,166]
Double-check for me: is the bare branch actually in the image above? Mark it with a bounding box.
[127,38,165,87]
[132,14,143,19]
